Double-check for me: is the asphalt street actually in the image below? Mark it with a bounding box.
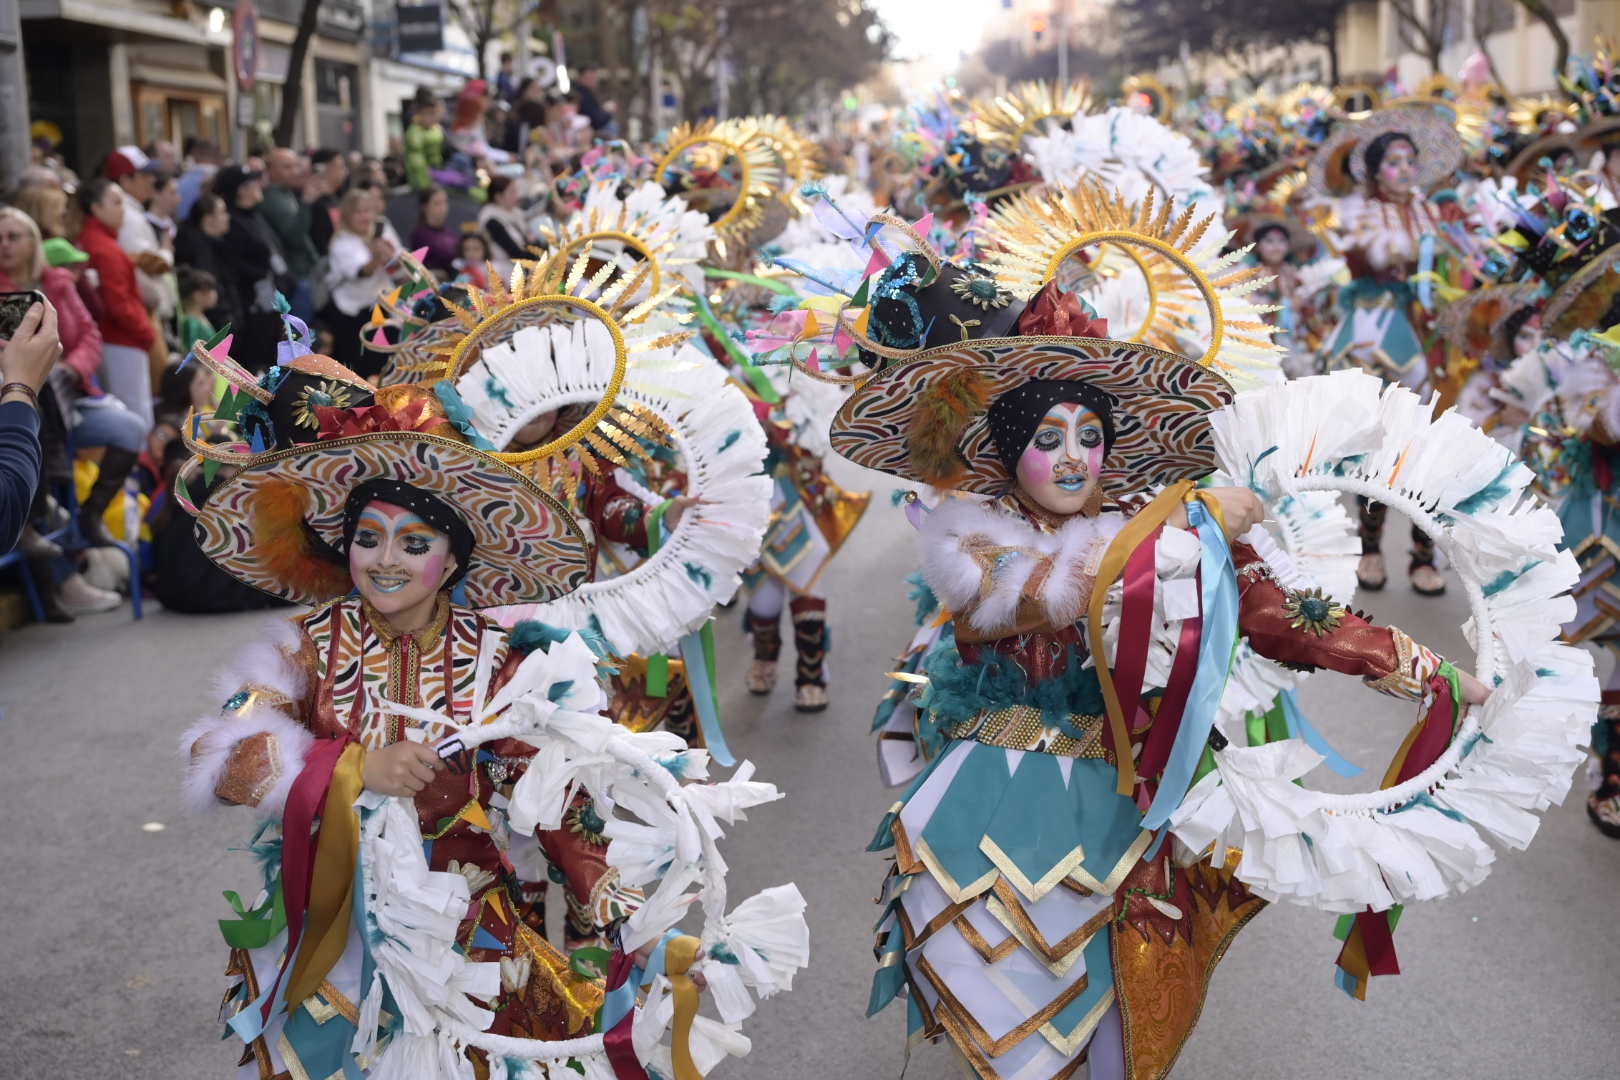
[0,456,1613,1079]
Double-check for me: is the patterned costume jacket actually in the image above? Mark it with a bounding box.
[185,596,636,1079]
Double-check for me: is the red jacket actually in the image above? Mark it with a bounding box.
[76,217,154,351]
[0,266,104,397]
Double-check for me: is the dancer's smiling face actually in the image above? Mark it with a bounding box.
[1014,402,1106,516]
[348,501,458,618]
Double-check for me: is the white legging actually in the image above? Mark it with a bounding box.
[100,342,155,429]
[747,576,788,621]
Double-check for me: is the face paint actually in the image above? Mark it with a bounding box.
[1014,402,1106,516]
[348,500,458,622]
[1375,140,1417,197]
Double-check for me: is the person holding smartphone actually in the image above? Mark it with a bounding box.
[0,300,59,553]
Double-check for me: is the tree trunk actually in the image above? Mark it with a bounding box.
[1327,15,1341,85]
[1473,22,1506,87]
[274,0,322,147]
[1515,0,1570,91]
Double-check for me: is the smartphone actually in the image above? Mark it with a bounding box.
[0,291,45,341]
[373,221,385,240]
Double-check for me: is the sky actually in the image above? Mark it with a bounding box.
[872,0,999,71]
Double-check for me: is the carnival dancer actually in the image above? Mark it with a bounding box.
[658,119,873,713]
[177,327,806,1075]
[1308,102,1468,595]
[806,169,1549,1075]
[1230,210,1341,377]
[1475,181,1620,839]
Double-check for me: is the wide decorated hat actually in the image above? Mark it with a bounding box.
[1306,102,1465,198]
[179,327,591,609]
[820,178,1280,499]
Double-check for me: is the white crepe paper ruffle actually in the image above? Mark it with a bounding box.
[355,629,808,1075]
[1172,369,1597,911]
[1026,107,1218,213]
[479,322,773,658]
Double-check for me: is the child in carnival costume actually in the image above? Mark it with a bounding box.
[822,186,1528,1077]
[1307,101,1473,595]
[177,325,806,1076]
[660,120,875,714]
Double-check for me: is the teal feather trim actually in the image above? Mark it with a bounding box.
[905,572,938,626]
[508,619,615,663]
[917,635,1106,732]
[432,380,498,451]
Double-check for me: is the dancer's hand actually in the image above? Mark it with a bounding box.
[665,496,701,531]
[362,741,442,796]
[1457,669,1492,706]
[631,939,708,990]
[1169,486,1265,538]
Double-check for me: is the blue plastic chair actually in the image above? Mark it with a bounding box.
[0,456,144,624]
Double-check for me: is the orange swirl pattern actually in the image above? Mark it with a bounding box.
[829,337,1234,499]
[195,433,591,608]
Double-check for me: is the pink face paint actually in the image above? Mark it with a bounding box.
[1016,444,1055,488]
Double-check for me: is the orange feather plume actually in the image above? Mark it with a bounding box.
[251,478,352,599]
[906,367,993,487]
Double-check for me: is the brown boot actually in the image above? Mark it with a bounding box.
[790,596,829,714]
[746,608,782,695]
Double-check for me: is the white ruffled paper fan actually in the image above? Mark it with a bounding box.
[540,179,717,299]
[1174,369,1596,912]
[1026,106,1219,214]
[355,632,810,1078]
[462,319,773,657]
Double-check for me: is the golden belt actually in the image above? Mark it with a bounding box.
[943,705,1111,760]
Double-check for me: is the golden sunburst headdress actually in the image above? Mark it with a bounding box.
[432,250,698,492]
[980,179,1281,384]
[1510,94,1579,135]
[969,80,1095,150]
[655,120,783,259]
[1121,74,1175,120]
[537,178,716,302]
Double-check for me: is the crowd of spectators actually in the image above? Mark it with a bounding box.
[0,68,621,624]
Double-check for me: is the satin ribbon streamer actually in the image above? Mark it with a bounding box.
[254,734,360,1024]
[1141,495,1236,831]
[665,934,704,1080]
[648,506,735,765]
[1089,479,1196,795]
[602,947,650,1080]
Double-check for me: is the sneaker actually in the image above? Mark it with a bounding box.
[58,572,122,615]
[19,527,62,559]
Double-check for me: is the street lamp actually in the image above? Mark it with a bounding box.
[207,7,226,34]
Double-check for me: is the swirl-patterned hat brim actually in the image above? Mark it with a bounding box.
[829,336,1235,497]
[1545,246,1620,338]
[194,432,591,608]
[1305,105,1463,197]
[1506,134,1584,180]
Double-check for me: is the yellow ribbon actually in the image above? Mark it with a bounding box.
[286,742,366,1009]
[665,934,704,1080]
[1087,479,1196,796]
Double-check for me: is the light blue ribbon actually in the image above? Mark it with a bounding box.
[1141,499,1238,830]
[1279,688,1362,778]
[679,626,735,767]
[1416,233,1436,311]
